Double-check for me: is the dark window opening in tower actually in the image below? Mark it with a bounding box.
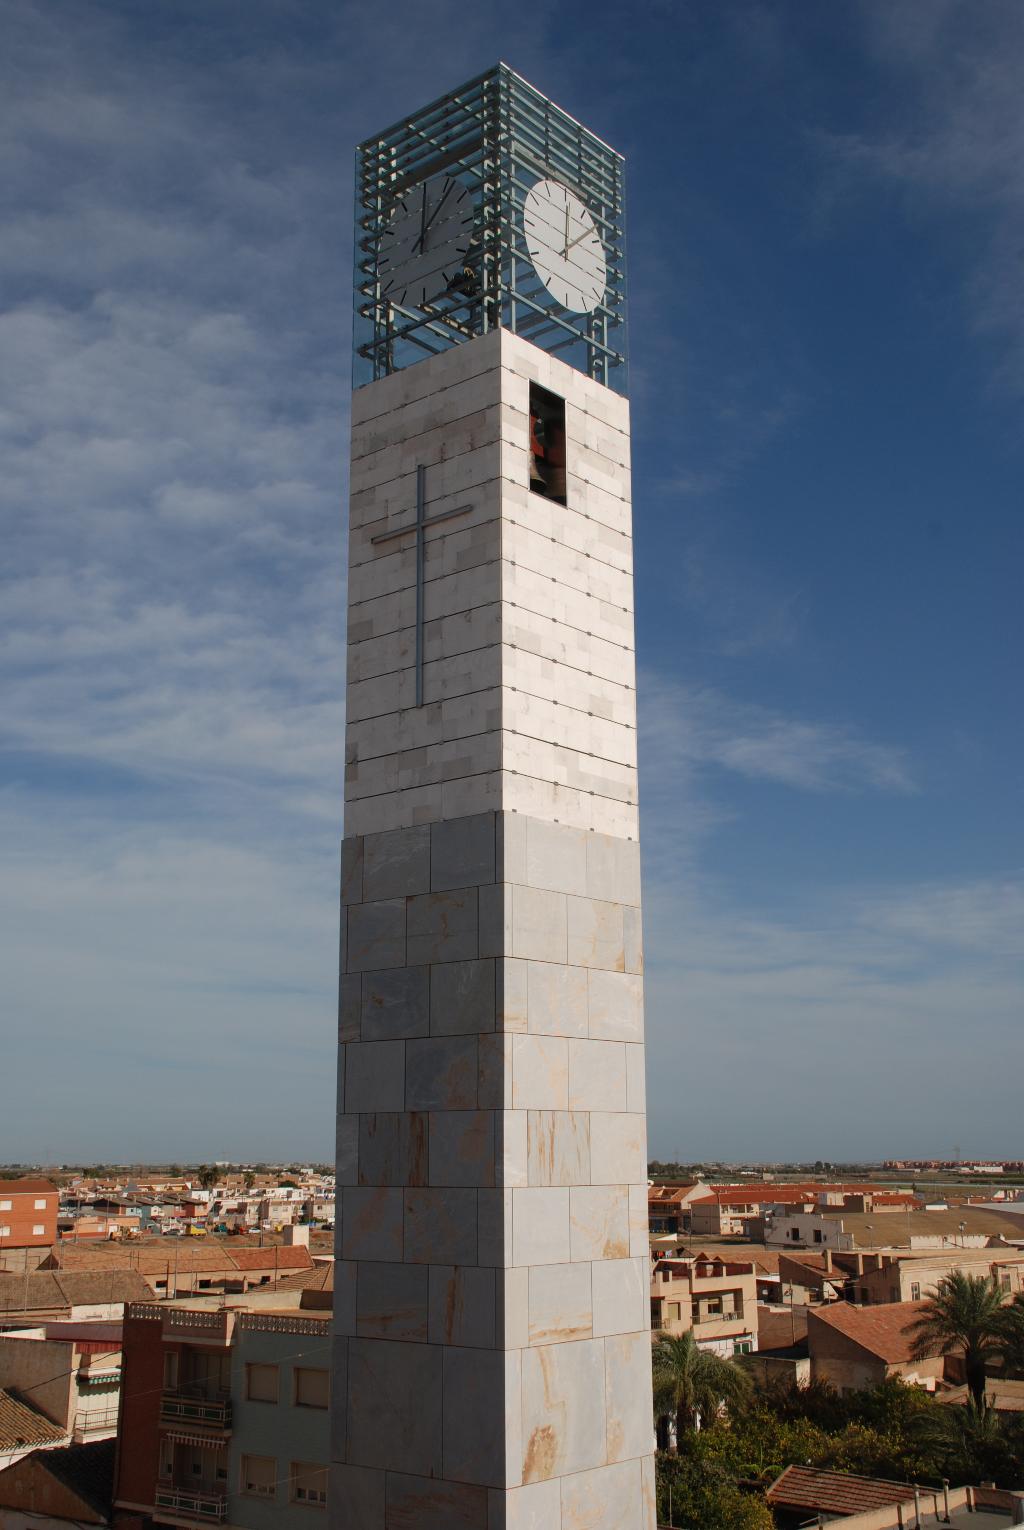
[528,382,567,505]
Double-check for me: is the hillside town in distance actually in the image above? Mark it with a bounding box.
[1,1159,1024,1527]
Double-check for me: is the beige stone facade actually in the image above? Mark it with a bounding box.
[650,1256,758,1356]
[332,330,654,1527]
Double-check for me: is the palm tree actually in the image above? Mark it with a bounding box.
[652,1330,751,1444]
[910,1399,1008,1484]
[995,1291,1024,1374]
[905,1272,1005,1410]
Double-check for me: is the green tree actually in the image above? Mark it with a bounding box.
[909,1401,1021,1486]
[906,1271,1006,1409]
[242,1170,257,1191]
[195,1164,218,1190]
[657,1449,773,1530]
[652,1331,751,1441]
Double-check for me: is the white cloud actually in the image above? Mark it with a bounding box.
[640,671,915,801]
[818,1,1024,392]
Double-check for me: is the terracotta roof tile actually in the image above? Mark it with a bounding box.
[808,1300,934,1363]
[0,1179,57,1197]
[767,1464,917,1515]
[0,1390,67,1451]
[34,1438,115,1517]
[266,1263,333,1293]
[44,1245,236,1274]
[226,1247,313,1271]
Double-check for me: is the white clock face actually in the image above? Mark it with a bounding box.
[378,173,475,310]
[523,178,607,314]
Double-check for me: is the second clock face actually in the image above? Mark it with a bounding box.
[523,179,607,315]
[378,173,475,310]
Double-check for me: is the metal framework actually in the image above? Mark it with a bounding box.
[354,64,627,393]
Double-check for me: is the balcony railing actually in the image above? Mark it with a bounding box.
[691,1309,744,1326]
[159,1390,232,1428]
[154,1486,227,1521]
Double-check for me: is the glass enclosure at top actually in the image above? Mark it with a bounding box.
[353,64,628,394]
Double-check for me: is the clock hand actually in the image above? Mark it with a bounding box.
[563,225,596,256]
[415,178,452,254]
[417,185,427,255]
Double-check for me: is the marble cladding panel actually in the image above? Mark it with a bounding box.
[569,1186,631,1263]
[345,1338,442,1474]
[387,1471,488,1528]
[339,324,654,1522]
[442,1345,518,1487]
[429,1264,497,1349]
[344,644,501,727]
[430,957,495,1035]
[526,1110,591,1187]
[503,560,632,646]
[502,604,635,690]
[502,479,633,577]
[502,643,636,732]
[361,966,430,1042]
[527,1261,592,1345]
[603,1329,656,1462]
[429,1109,496,1188]
[520,1337,607,1481]
[350,326,503,429]
[356,1260,428,1342]
[560,1459,646,1530]
[502,515,633,608]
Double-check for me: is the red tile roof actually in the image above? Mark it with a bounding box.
[0,1390,67,1451]
[225,1247,313,1271]
[0,1179,57,1198]
[809,1300,934,1364]
[767,1464,918,1515]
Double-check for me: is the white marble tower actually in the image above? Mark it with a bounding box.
[333,68,654,1530]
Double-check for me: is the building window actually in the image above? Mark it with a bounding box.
[0,1201,11,1211]
[290,1463,328,1507]
[246,1363,279,1403]
[32,1224,45,1236]
[666,1302,681,1323]
[241,1455,276,1498]
[733,1341,752,1355]
[163,1352,178,1389]
[528,383,567,505]
[0,1226,10,1237]
[813,1230,823,1244]
[790,1229,800,1241]
[294,1367,329,1409]
[910,1283,921,1301]
[1001,1274,1012,1292]
[34,1199,47,1211]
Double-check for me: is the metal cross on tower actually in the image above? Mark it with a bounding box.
[370,463,474,706]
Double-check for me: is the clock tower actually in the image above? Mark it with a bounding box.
[333,66,654,1529]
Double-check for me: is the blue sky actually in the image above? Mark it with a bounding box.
[2,1,1021,1164]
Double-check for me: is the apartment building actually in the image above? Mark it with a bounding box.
[650,1253,759,1357]
[114,1297,330,1530]
[687,1184,917,1241]
[0,1181,59,1267]
[850,1249,1024,1306]
[0,1324,122,1445]
[647,1183,709,1237]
